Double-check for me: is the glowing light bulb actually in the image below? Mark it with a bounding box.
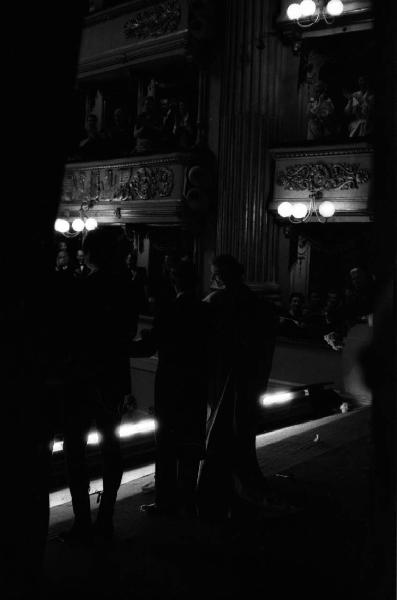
[71,218,85,232]
[54,218,70,233]
[326,0,343,16]
[291,203,309,219]
[85,217,98,231]
[318,201,335,218]
[300,0,316,17]
[286,3,302,19]
[277,202,293,218]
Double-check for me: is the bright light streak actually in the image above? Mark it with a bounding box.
[53,441,63,453]
[118,419,156,438]
[260,390,295,407]
[87,432,100,445]
[51,418,156,453]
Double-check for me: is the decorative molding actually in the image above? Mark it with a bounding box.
[78,30,189,78]
[57,199,183,225]
[270,142,373,160]
[124,0,181,40]
[276,162,370,193]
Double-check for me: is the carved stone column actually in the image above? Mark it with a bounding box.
[216,0,288,282]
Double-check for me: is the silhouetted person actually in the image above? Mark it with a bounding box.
[125,250,149,314]
[197,255,278,525]
[302,289,327,338]
[279,292,306,338]
[130,259,208,517]
[106,107,133,156]
[133,96,162,154]
[60,228,138,543]
[55,248,72,276]
[344,75,374,138]
[344,266,374,326]
[76,113,106,160]
[73,248,90,279]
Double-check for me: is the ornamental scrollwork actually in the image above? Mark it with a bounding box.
[124,0,181,40]
[276,162,371,192]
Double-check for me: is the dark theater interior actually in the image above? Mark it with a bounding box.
[5,1,396,599]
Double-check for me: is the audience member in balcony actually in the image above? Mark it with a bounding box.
[344,266,374,326]
[54,248,73,280]
[344,75,374,138]
[173,100,194,149]
[133,96,162,154]
[198,255,283,526]
[105,107,133,157]
[59,228,138,544]
[302,289,327,338]
[75,113,106,160]
[279,292,306,337]
[307,82,339,141]
[73,248,90,280]
[160,98,178,149]
[130,259,208,518]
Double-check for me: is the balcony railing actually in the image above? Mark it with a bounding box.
[58,151,210,225]
[79,0,215,77]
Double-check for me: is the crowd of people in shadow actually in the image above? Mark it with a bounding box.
[46,230,292,550]
[279,266,374,347]
[70,96,195,162]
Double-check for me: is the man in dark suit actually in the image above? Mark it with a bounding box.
[60,228,138,543]
[73,248,90,279]
[198,255,278,524]
[130,259,208,517]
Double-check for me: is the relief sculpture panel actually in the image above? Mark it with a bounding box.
[61,162,176,204]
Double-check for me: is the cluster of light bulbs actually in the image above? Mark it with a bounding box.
[277,200,335,221]
[287,0,344,22]
[54,217,98,234]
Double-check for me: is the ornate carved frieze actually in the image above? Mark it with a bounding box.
[124,0,181,40]
[62,161,175,204]
[58,153,201,225]
[276,162,371,193]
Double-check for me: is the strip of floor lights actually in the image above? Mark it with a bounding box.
[259,389,308,407]
[52,418,156,453]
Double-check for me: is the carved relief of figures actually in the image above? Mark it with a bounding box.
[113,167,133,201]
[132,167,157,200]
[124,0,181,40]
[156,167,174,197]
[62,162,176,203]
[277,162,370,192]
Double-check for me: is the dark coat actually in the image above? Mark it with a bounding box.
[130,291,208,451]
[68,269,138,398]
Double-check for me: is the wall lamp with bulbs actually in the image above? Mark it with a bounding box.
[286,0,344,28]
[54,216,98,237]
[277,191,336,223]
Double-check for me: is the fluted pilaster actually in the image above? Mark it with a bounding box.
[216,0,293,281]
